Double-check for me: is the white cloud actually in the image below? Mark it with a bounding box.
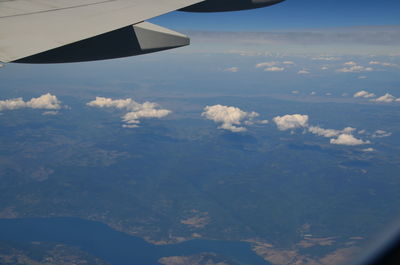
[224,67,239,72]
[308,126,356,138]
[273,114,309,131]
[202,104,263,133]
[87,97,171,128]
[337,65,374,73]
[122,109,171,125]
[330,134,370,146]
[0,93,61,111]
[310,92,316,95]
[273,113,373,147]
[369,61,397,67]
[353,90,376,98]
[42,111,59,116]
[283,61,295,65]
[292,90,300,94]
[372,130,392,138]
[26,94,61,109]
[256,62,277,68]
[371,93,397,103]
[344,61,357,66]
[358,76,368,79]
[342,127,357,134]
[321,66,329,70]
[362,148,375,152]
[87,97,139,110]
[298,69,310,75]
[308,126,340,138]
[0,98,26,111]
[265,67,285,72]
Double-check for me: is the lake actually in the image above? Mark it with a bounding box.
[0,217,272,265]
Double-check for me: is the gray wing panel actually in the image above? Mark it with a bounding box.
[0,0,202,62]
[0,0,108,17]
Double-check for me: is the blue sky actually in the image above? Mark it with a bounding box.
[151,0,400,31]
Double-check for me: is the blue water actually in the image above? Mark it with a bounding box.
[0,218,272,265]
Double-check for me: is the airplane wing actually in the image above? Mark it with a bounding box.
[0,0,203,63]
[0,0,285,63]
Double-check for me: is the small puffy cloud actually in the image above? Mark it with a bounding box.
[330,134,370,146]
[256,61,278,68]
[122,109,171,125]
[87,97,171,128]
[273,114,309,131]
[372,130,392,138]
[369,61,397,67]
[42,111,59,116]
[342,127,357,134]
[354,90,376,98]
[321,66,329,70]
[87,97,138,110]
[273,113,374,147]
[292,90,300,94]
[224,67,239,72]
[202,104,263,133]
[26,93,61,109]
[298,69,310,75]
[0,93,61,111]
[337,65,374,73]
[310,91,316,95]
[344,61,357,66]
[283,61,295,65]
[362,148,375,152]
[371,93,397,103]
[265,67,285,72]
[0,98,26,111]
[308,126,356,138]
[308,126,340,138]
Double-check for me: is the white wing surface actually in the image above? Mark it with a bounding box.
[0,0,203,62]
